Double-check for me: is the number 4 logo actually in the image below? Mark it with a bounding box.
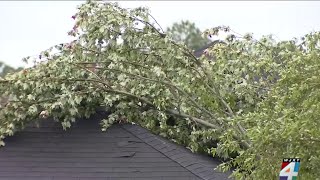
[279,161,300,180]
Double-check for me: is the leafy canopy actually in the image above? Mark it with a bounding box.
[0,1,319,179]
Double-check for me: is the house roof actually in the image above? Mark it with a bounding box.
[194,40,225,58]
[0,112,231,180]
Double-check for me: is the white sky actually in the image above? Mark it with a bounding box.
[0,1,319,68]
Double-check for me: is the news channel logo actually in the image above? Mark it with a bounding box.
[279,158,300,180]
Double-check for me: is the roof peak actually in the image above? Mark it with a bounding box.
[193,40,226,58]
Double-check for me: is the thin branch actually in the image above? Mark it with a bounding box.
[7,91,90,105]
[169,41,249,136]
[133,17,166,38]
[92,67,218,121]
[70,63,110,87]
[147,12,164,33]
[165,109,220,129]
[75,60,149,70]
[169,39,250,141]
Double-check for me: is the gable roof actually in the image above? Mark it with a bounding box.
[0,113,231,180]
[194,40,226,58]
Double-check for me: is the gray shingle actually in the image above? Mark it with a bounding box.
[0,177,53,180]
[123,124,232,180]
[0,113,231,180]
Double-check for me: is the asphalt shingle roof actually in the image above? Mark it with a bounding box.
[0,113,231,180]
[193,40,226,58]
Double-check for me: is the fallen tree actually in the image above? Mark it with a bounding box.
[0,1,319,179]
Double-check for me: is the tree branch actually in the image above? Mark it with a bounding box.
[91,67,218,120]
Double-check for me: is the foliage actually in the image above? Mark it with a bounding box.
[0,62,23,107]
[167,20,211,50]
[0,1,319,179]
[0,61,22,78]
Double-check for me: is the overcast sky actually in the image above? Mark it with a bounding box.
[0,1,319,68]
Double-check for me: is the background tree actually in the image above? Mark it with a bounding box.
[0,61,23,78]
[166,20,211,50]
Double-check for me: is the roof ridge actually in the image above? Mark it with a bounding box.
[121,123,231,180]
